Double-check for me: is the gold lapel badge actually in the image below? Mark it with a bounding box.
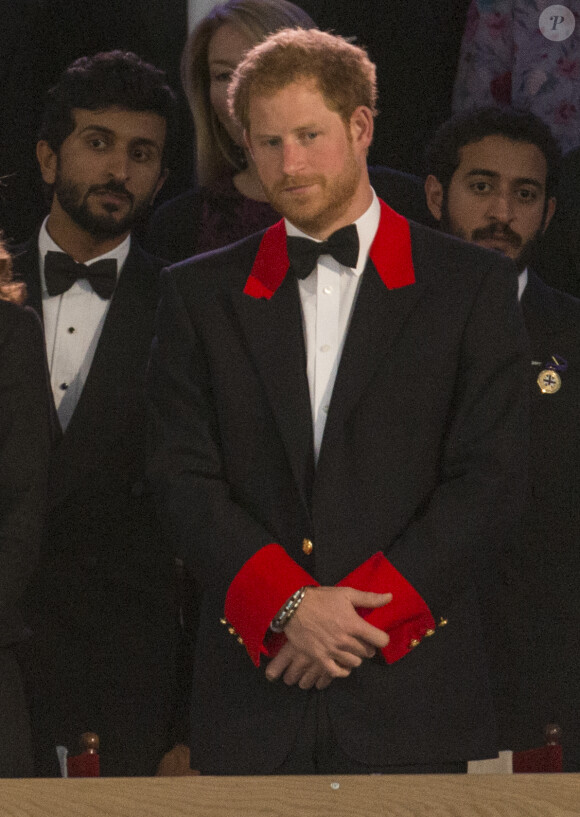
[537,355,567,394]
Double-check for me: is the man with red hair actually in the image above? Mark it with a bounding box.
[149,28,529,774]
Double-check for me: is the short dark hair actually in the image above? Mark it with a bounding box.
[425,107,561,198]
[38,50,178,170]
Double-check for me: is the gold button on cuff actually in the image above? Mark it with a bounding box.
[438,617,448,628]
[409,638,421,649]
[228,626,236,635]
[425,628,435,637]
[302,538,313,555]
[237,636,244,645]
[220,618,227,626]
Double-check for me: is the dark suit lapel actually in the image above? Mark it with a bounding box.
[50,243,159,502]
[232,272,314,511]
[318,260,423,468]
[521,270,561,339]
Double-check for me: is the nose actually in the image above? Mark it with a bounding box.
[107,147,131,182]
[486,190,514,223]
[281,140,306,176]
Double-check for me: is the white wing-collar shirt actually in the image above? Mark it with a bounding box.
[518,268,528,301]
[38,217,129,431]
[286,190,381,463]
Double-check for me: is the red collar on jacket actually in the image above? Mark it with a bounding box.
[243,198,415,299]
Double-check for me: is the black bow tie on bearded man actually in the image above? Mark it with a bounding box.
[286,224,360,279]
[44,251,118,299]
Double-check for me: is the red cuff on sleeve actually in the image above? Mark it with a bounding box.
[224,543,319,666]
[337,552,436,664]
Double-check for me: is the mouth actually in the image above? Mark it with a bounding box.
[278,178,320,196]
[479,236,516,248]
[281,185,315,195]
[473,231,521,253]
[90,188,133,209]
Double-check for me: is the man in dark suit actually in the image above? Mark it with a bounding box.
[425,107,580,771]
[0,258,52,776]
[13,51,179,777]
[0,0,191,244]
[148,30,529,775]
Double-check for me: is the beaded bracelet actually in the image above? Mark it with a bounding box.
[270,586,307,633]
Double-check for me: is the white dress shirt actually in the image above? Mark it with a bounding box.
[518,267,528,301]
[38,218,128,431]
[287,191,381,463]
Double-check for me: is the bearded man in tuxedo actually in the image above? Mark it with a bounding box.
[14,50,179,777]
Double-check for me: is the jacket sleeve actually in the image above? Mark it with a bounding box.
[0,306,51,621]
[148,270,320,666]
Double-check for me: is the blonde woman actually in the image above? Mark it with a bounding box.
[146,0,316,262]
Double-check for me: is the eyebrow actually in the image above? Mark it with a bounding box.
[465,168,543,188]
[78,124,115,137]
[253,123,319,139]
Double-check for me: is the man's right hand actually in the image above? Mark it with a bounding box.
[265,586,391,689]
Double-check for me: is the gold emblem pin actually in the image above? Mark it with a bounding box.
[537,369,561,394]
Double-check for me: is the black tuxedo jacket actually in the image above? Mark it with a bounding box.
[0,300,51,776]
[12,237,177,776]
[148,215,530,774]
[0,301,50,645]
[483,270,580,771]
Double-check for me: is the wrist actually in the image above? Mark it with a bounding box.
[270,586,308,633]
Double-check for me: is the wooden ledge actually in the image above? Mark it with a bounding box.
[1,773,579,816]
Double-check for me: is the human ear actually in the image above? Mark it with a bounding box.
[542,196,556,232]
[36,141,58,186]
[350,106,374,152]
[424,175,444,222]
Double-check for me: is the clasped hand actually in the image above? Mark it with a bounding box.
[265,586,391,690]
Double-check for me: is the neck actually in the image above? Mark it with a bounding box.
[46,200,129,263]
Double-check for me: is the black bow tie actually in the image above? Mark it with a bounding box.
[286,224,360,280]
[44,251,117,299]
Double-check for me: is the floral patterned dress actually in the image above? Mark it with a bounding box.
[453,0,580,152]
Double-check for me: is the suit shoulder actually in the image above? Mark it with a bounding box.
[162,230,267,294]
[409,221,516,287]
[524,272,580,337]
[129,239,167,273]
[0,300,43,348]
[546,284,580,320]
[9,235,38,276]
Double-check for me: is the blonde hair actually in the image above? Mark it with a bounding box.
[0,238,26,305]
[181,0,315,186]
[230,28,377,134]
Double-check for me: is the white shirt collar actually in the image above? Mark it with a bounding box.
[38,216,130,295]
[284,189,381,277]
[517,268,528,301]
